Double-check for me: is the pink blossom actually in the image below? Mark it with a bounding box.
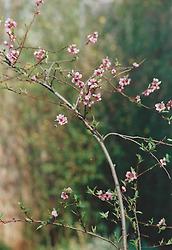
[166,100,172,110]
[75,80,84,88]
[159,157,167,167]
[142,89,152,96]
[55,114,68,126]
[155,102,166,112]
[7,49,19,64]
[111,68,117,75]
[133,62,139,68]
[71,71,82,82]
[96,190,113,201]
[119,76,131,87]
[5,29,16,42]
[79,75,102,107]
[135,95,141,103]
[69,70,84,88]
[4,18,17,42]
[35,0,44,6]
[81,89,102,107]
[150,78,161,90]
[34,48,46,62]
[87,31,98,44]
[101,57,111,70]
[97,190,105,200]
[87,78,99,89]
[157,218,166,228]
[125,170,137,182]
[5,18,17,32]
[61,192,69,200]
[121,186,126,193]
[31,75,37,82]
[93,93,102,102]
[104,191,113,201]
[51,208,58,218]
[117,76,131,92]
[116,86,124,92]
[83,92,92,106]
[94,68,104,77]
[67,44,79,55]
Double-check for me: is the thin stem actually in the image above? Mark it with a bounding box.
[104,132,172,147]
[103,131,171,179]
[96,138,127,250]
[53,222,118,248]
[133,210,142,250]
[133,182,142,250]
[0,218,118,248]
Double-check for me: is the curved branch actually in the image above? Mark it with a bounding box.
[103,132,172,147]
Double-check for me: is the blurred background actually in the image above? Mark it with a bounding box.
[0,0,172,249]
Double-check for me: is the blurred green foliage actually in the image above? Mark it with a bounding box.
[0,242,11,250]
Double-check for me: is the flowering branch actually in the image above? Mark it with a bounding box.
[0,1,172,249]
[0,218,118,248]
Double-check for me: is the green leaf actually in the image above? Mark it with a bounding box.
[100,211,109,219]
[36,224,44,231]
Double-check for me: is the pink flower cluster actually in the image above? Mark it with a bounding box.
[68,70,84,88]
[79,57,115,107]
[87,31,98,44]
[125,169,137,182]
[133,78,162,105]
[68,56,115,108]
[96,190,113,201]
[4,18,19,64]
[93,57,113,77]
[5,18,17,42]
[55,114,68,126]
[67,44,79,55]
[155,100,172,112]
[7,50,19,65]
[68,31,98,56]
[142,78,161,96]
[61,192,69,200]
[117,76,131,92]
[80,78,102,107]
[34,48,46,62]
